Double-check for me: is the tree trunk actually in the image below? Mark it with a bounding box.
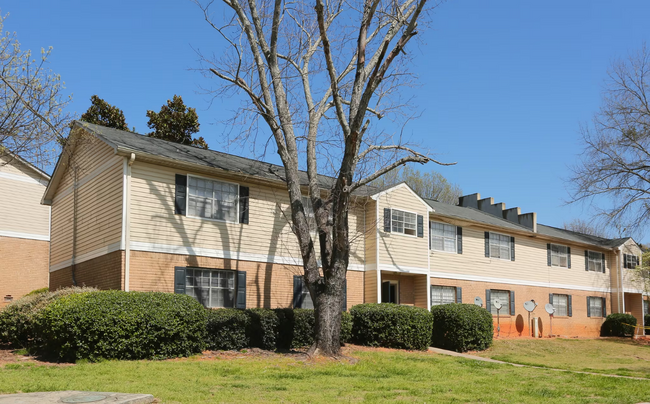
[309,275,345,356]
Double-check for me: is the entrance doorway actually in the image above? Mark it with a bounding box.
[381,280,399,304]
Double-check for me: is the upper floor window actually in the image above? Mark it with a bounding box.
[489,232,511,260]
[430,222,456,252]
[431,285,457,306]
[185,268,235,308]
[188,176,238,222]
[391,209,417,236]
[586,251,605,273]
[624,254,639,269]
[551,244,569,268]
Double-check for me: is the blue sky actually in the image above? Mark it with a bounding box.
[3,0,648,242]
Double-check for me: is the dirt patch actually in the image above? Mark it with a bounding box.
[0,345,70,368]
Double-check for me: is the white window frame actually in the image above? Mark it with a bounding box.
[589,296,605,318]
[431,285,456,306]
[430,221,457,253]
[186,174,240,224]
[490,289,510,315]
[390,208,418,237]
[489,232,511,261]
[552,294,569,316]
[551,244,569,268]
[587,251,604,273]
[185,267,236,308]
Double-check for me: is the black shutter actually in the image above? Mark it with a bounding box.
[624,254,628,269]
[417,215,424,238]
[510,237,515,261]
[236,271,247,309]
[587,296,591,317]
[510,290,515,315]
[568,295,573,317]
[342,279,347,312]
[174,267,186,294]
[429,222,432,250]
[484,232,490,258]
[174,174,187,215]
[486,289,491,313]
[456,287,462,303]
[602,298,607,317]
[549,293,554,305]
[457,227,463,254]
[567,247,571,268]
[547,244,552,266]
[585,250,589,271]
[601,253,606,273]
[239,186,250,224]
[293,275,303,308]
[383,208,391,232]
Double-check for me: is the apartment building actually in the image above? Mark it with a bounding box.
[43,121,645,337]
[0,153,51,305]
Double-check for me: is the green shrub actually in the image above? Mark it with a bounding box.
[206,309,249,350]
[430,303,493,352]
[350,303,432,350]
[341,311,352,343]
[34,291,207,361]
[0,287,97,347]
[24,288,49,297]
[645,314,650,336]
[246,308,279,350]
[601,313,637,337]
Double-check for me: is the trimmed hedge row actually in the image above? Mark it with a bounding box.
[431,303,493,352]
[350,303,433,350]
[645,314,650,336]
[601,313,637,337]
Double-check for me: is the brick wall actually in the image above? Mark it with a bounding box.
[49,251,123,291]
[0,236,49,306]
[129,250,365,310]
[430,276,609,338]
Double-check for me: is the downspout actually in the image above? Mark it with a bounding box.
[124,153,135,292]
[376,201,381,303]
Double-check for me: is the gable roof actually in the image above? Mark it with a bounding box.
[0,151,51,181]
[371,182,433,212]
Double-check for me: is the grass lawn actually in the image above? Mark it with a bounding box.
[477,338,650,379]
[1,347,650,403]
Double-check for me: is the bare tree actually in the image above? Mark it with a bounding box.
[194,0,450,355]
[371,165,461,204]
[568,44,650,237]
[0,12,72,168]
[562,219,610,238]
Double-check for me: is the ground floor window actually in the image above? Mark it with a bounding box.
[587,296,606,317]
[431,285,456,306]
[185,268,235,308]
[552,294,569,316]
[293,276,347,310]
[489,289,510,315]
[381,280,399,304]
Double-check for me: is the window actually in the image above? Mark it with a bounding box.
[391,209,417,236]
[552,294,569,316]
[430,222,456,252]
[294,276,346,310]
[185,268,235,308]
[489,232,511,260]
[624,254,640,269]
[302,196,316,232]
[588,296,605,317]
[551,244,569,268]
[296,278,314,309]
[431,285,456,306]
[587,251,604,272]
[188,176,238,222]
[490,289,510,315]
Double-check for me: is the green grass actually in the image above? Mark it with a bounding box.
[477,338,650,378]
[1,349,650,403]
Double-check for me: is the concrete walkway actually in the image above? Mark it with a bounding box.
[0,391,154,404]
[429,347,650,381]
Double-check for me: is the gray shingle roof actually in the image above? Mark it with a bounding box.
[76,121,375,196]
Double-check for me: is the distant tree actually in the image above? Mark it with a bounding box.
[0,12,72,168]
[563,219,609,238]
[80,95,129,131]
[146,95,207,149]
[568,44,650,235]
[630,250,650,298]
[371,166,461,205]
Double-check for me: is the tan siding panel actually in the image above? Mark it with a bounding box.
[0,178,49,236]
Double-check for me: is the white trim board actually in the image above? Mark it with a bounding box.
[49,242,121,272]
[0,230,49,242]
[0,171,48,186]
[429,270,612,293]
[378,264,429,274]
[371,183,433,212]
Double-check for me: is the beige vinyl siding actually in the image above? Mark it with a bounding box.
[129,162,365,267]
[364,269,378,304]
[376,186,429,270]
[429,220,613,291]
[0,156,49,237]
[620,239,644,291]
[49,138,123,267]
[363,199,377,266]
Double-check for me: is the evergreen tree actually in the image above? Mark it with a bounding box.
[146,95,207,149]
[80,95,129,131]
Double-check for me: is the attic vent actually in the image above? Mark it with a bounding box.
[458,193,537,232]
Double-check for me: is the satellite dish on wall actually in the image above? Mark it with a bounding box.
[545,303,555,314]
[474,296,483,307]
[494,299,502,310]
[524,300,537,312]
